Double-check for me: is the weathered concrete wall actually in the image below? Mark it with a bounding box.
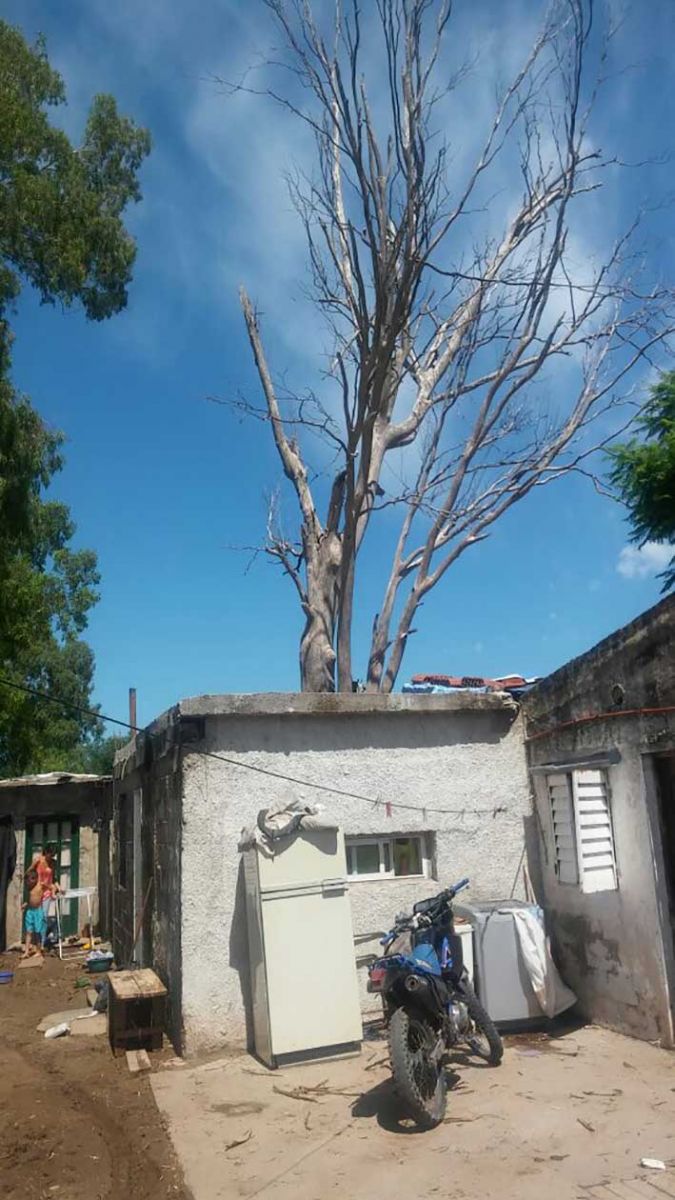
[523,595,675,1047]
[111,780,134,961]
[97,819,112,940]
[177,693,531,1055]
[113,727,183,1054]
[0,779,111,947]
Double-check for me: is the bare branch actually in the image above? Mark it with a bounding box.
[229,0,675,692]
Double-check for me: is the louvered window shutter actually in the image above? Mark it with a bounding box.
[547,772,579,884]
[571,769,618,893]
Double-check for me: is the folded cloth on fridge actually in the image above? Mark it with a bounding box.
[239,799,339,855]
[512,907,577,1018]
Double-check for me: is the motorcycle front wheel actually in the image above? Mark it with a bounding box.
[388,1006,447,1128]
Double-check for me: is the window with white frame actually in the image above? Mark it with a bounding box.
[546,768,617,893]
[345,834,432,880]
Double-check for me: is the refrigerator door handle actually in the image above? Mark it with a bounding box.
[261,878,349,902]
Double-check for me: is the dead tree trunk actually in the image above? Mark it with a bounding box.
[299,527,342,692]
[230,0,675,692]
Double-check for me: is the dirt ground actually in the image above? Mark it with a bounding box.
[0,952,188,1200]
[3,955,674,1200]
[152,1021,675,1200]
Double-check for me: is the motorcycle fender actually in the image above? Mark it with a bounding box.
[403,981,443,1025]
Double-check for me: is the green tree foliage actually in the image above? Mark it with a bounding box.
[80,733,128,776]
[0,21,150,775]
[0,394,103,775]
[0,20,150,333]
[609,372,675,592]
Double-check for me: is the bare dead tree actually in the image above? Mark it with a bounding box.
[233,0,675,692]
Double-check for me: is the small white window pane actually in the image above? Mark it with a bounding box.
[576,799,609,815]
[60,847,71,868]
[393,838,422,877]
[61,821,71,840]
[47,822,58,844]
[33,822,44,844]
[60,899,71,916]
[354,843,380,875]
[59,871,70,893]
[581,851,615,869]
[578,813,611,829]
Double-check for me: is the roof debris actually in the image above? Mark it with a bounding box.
[403,673,539,698]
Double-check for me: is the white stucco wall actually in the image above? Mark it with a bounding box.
[178,697,531,1055]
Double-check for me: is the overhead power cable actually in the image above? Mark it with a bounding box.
[0,675,509,819]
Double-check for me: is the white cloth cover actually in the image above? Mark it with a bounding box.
[512,907,577,1018]
[238,799,338,855]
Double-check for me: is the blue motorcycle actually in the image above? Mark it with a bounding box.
[368,878,503,1127]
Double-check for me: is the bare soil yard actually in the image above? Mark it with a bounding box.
[3,951,673,1200]
[0,952,187,1200]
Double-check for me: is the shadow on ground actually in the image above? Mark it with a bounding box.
[351,1066,464,1133]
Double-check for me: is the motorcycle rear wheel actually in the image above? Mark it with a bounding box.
[461,980,503,1065]
[389,1006,447,1128]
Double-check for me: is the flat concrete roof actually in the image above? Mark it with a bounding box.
[177,690,517,718]
[112,691,521,773]
[113,690,518,772]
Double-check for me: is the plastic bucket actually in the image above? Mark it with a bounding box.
[86,956,114,973]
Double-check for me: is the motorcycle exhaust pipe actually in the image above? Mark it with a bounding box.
[405,975,425,993]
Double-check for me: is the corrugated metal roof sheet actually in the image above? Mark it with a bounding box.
[0,772,110,789]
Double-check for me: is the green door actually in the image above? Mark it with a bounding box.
[25,816,80,937]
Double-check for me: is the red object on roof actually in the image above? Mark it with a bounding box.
[412,674,464,686]
[411,672,529,690]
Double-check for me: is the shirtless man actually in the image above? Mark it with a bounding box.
[22,867,46,957]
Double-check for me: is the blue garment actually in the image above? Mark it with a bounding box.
[25,905,47,938]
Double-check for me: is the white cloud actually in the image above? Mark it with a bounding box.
[616,542,672,580]
[30,0,665,411]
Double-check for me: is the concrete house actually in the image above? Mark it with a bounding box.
[112,692,531,1056]
[523,596,675,1047]
[110,595,674,1057]
[0,772,113,950]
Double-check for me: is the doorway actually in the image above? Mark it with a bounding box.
[654,756,675,967]
[132,788,145,965]
[25,816,80,937]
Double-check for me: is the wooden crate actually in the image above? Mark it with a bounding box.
[108,969,167,1055]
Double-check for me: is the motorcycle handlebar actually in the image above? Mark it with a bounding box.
[433,878,469,906]
[382,878,471,941]
[449,877,469,896]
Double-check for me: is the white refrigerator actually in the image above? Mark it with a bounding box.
[243,827,363,1068]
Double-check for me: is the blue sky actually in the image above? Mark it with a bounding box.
[5,0,675,727]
